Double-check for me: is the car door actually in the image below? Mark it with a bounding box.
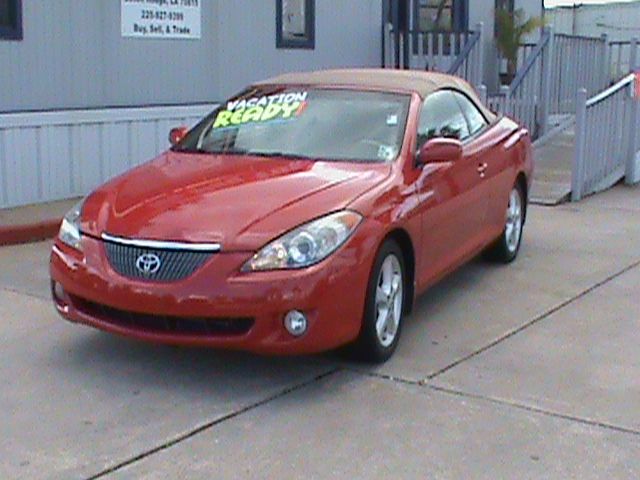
[451,90,500,242]
[414,90,488,289]
[455,92,515,243]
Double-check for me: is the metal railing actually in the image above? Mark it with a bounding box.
[550,33,609,114]
[572,73,640,201]
[487,28,623,139]
[440,24,484,87]
[608,40,632,82]
[383,23,484,87]
[486,27,554,139]
[497,42,536,76]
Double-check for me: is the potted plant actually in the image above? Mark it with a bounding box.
[495,8,545,85]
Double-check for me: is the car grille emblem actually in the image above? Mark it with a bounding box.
[135,253,162,275]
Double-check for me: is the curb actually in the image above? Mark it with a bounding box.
[0,219,61,246]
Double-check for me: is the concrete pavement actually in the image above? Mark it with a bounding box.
[531,124,575,205]
[0,185,639,479]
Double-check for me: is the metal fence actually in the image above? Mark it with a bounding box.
[550,34,609,114]
[572,73,640,201]
[497,42,536,76]
[608,41,633,83]
[486,28,626,139]
[486,27,554,139]
[384,23,484,87]
[0,105,213,209]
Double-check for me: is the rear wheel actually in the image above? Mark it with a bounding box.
[351,240,405,363]
[486,183,525,263]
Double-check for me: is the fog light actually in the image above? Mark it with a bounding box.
[284,310,308,337]
[52,281,65,302]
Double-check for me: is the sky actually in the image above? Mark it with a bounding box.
[545,0,638,6]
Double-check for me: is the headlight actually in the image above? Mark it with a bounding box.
[58,199,84,251]
[242,210,363,271]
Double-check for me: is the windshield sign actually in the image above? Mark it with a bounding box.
[175,88,411,163]
[213,92,308,129]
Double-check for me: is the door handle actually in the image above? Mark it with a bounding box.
[477,162,488,177]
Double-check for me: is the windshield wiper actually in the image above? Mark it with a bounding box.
[171,146,207,154]
[173,146,250,155]
[246,151,315,160]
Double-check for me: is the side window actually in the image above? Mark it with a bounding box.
[452,92,489,137]
[417,90,469,149]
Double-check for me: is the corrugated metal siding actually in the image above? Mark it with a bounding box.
[547,3,640,41]
[0,0,382,112]
[0,105,213,208]
[546,8,575,36]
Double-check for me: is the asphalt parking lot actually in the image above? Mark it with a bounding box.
[1,185,639,480]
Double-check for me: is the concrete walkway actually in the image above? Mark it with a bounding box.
[530,123,575,206]
[0,185,639,479]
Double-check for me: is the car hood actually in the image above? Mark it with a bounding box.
[81,151,390,251]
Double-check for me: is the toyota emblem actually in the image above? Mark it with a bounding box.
[135,253,161,275]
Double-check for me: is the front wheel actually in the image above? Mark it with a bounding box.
[486,183,525,263]
[351,240,406,363]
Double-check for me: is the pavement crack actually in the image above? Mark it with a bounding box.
[84,367,342,480]
[345,368,640,438]
[427,383,640,438]
[425,258,640,380]
[342,367,422,387]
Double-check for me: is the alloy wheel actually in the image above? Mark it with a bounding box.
[374,254,403,348]
[505,188,523,254]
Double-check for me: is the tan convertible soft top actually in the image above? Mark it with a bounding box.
[255,68,496,121]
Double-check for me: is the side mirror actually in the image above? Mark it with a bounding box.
[417,138,463,166]
[169,126,188,146]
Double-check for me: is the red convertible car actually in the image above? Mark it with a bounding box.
[50,69,533,362]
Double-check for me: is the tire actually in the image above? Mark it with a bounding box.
[351,240,406,363]
[486,182,525,263]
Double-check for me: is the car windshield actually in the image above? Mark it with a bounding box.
[174,87,411,162]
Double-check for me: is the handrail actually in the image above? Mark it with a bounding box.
[555,33,605,42]
[408,29,476,35]
[586,73,634,108]
[447,30,480,75]
[509,28,551,93]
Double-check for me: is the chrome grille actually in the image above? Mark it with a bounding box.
[103,239,214,282]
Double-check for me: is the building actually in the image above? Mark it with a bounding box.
[0,0,543,209]
[1,1,383,113]
[547,1,640,42]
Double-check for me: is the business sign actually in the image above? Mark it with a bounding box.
[121,0,201,40]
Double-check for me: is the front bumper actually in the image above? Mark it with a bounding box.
[50,224,379,355]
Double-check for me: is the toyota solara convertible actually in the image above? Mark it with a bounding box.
[50,69,533,362]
